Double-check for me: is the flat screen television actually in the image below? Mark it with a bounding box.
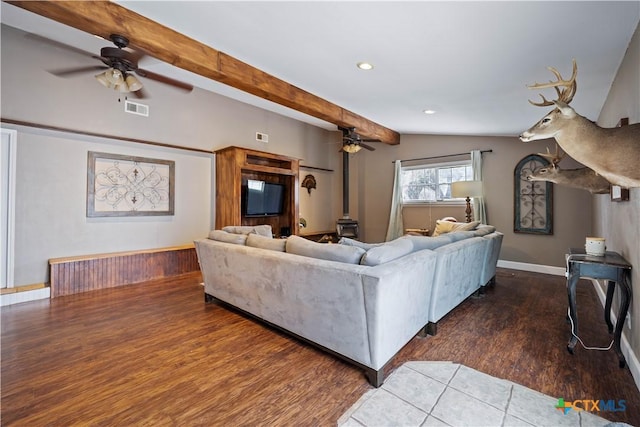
[244,179,285,217]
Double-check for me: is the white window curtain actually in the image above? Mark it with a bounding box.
[471,149,487,224]
[385,160,404,241]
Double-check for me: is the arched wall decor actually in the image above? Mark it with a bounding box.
[514,154,553,235]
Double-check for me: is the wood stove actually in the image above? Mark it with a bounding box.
[336,218,359,238]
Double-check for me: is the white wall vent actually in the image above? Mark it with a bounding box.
[256,132,269,143]
[124,100,149,117]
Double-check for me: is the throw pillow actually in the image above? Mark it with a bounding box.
[474,225,496,236]
[403,234,455,251]
[286,235,365,264]
[432,220,480,236]
[246,233,286,252]
[222,225,273,237]
[208,230,248,245]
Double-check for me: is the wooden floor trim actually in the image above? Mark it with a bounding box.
[0,283,47,295]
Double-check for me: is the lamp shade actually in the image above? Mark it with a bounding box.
[125,74,143,92]
[95,71,113,88]
[105,68,124,85]
[451,180,483,198]
[115,81,130,93]
[95,68,125,89]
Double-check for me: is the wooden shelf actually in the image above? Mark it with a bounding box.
[214,146,300,236]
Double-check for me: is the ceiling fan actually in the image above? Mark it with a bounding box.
[42,33,193,98]
[339,126,380,153]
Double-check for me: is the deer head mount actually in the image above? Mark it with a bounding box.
[527,59,578,107]
[537,145,566,166]
[526,145,611,194]
[520,60,640,189]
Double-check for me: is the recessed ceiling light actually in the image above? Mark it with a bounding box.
[357,62,374,70]
[423,109,436,115]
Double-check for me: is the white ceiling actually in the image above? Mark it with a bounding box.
[2,1,639,137]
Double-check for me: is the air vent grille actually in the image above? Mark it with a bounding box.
[256,132,269,143]
[124,100,149,117]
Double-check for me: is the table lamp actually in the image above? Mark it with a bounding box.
[451,180,483,222]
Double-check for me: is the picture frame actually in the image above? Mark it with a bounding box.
[87,151,175,217]
[610,185,629,202]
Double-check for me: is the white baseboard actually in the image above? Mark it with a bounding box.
[497,260,565,277]
[0,287,50,306]
[590,279,640,393]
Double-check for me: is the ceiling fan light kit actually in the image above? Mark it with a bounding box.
[41,33,193,98]
[339,126,379,153]
[342,144,362,154]
[95,67,139,93]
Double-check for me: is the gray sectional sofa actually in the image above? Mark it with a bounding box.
[194,224,503,386]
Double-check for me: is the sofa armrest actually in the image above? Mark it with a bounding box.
[363,249,438,369]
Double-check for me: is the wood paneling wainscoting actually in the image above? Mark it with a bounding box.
[49,245,199,297]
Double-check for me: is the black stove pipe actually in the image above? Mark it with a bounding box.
[342,151,349,218]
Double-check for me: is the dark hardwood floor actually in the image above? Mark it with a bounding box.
[2,268,639,426]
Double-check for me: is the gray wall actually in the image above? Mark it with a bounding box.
[354,134,593,267]
[1,24,340,286]
[595,21,640,368]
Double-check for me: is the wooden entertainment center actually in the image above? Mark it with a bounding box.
[214,146,300,236]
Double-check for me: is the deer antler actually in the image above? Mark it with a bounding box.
[528,59,578,107]
[537,144,566,166]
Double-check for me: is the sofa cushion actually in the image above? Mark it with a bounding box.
[432,220,480,236]
[222,225,273,237]
[208,230,248,245]
[474,225,496,236]
[360,237,415,266]
[338,237,384,250]
[402,234,456,251]
[286,235,365,264]
[246,233,286,252]
[446,230,478,241]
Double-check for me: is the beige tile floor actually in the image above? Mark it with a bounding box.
[338,362,617,427]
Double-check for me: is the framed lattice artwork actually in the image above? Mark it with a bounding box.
[514,154,553,235]
[87,151,175,217]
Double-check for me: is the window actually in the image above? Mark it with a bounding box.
[401,161,473,203]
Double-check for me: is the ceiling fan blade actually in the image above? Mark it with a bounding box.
[361,138,381,143]
[135,69,193,92]
[127,49,147,65]
[49,65,108,77]
[360,143,376,151]
[25,32,95,58]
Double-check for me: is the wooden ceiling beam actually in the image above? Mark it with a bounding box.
[7,1,400,144]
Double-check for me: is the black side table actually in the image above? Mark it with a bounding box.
[566,248,632,368]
